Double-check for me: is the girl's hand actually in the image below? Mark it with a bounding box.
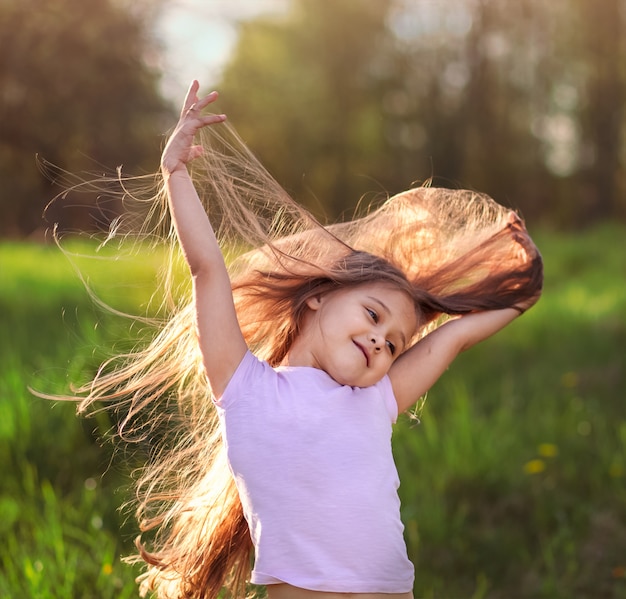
[161,80,226,178]
[507,211,538,261]
[506,211,543,313]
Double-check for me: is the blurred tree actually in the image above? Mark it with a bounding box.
[217,0,626,227]
[219,0,396,220]
[574,0,625,222]
[0,0,172,237]
[1,0,623,233]
[373,0,579,222]
[218,0,555,220]
[514,0,626,226]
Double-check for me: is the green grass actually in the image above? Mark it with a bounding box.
[0,239,155,597]
[1,226,625,598]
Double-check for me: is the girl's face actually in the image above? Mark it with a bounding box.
[293,282,418,387]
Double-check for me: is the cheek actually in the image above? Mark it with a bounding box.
[376,354,395,374]
[404,316,419,343]
[330,308,361,331]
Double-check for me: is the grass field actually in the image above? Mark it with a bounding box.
[1,226,625,598]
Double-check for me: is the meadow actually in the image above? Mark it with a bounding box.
[1,225,625,599]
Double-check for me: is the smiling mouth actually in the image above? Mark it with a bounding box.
[353,341,369,367]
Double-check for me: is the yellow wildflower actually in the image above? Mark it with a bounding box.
[523,459,546,475]
[538,443,558,458]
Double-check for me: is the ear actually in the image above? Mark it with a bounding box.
[305,294,323,311]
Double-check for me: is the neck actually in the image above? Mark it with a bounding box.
[281,336,317,369]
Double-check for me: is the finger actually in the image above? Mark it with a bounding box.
[202,113,227,125]
[181,80,201,116]
[183,94,220,123]
[188,145,204,161]
[194,90,220,112]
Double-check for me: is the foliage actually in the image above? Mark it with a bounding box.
[1,226,625,598]
[0,0,172,237]
[219,0,395,221]
[217,0,626,226]
[2,0,626,237]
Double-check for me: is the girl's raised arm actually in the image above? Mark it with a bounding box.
[161,80,247,396]
[389,218,542,414]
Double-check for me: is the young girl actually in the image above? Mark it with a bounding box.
[68,81,542,599]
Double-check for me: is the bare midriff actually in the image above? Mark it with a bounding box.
[267,584,414,599]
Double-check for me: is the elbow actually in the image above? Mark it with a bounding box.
[188,252,229,291]
[188,259,208,278]
[183,244,221,279]
[189,259,216,281]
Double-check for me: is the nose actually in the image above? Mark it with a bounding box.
[370,336,382,352]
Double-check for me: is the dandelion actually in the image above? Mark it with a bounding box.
[538,443,558,458]
[523,459,546,475]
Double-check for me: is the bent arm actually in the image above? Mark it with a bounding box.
[163,82,246,396]
[389,307,522,413]
[390,211,542,413]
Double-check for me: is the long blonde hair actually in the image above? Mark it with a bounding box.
[55,121,542,598]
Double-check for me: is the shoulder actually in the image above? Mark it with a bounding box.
[358,375,399,423]
[215,350,273,407]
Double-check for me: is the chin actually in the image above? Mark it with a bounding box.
[330,373,353,386]
[327,361,381,388]
[336,372,378,389]
[327,368,358,387]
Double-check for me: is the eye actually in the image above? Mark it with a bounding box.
[386,340,396,356]
[366,308,378,323]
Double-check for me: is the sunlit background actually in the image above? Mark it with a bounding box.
[1,1,625,598]
[156,0,289,100]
